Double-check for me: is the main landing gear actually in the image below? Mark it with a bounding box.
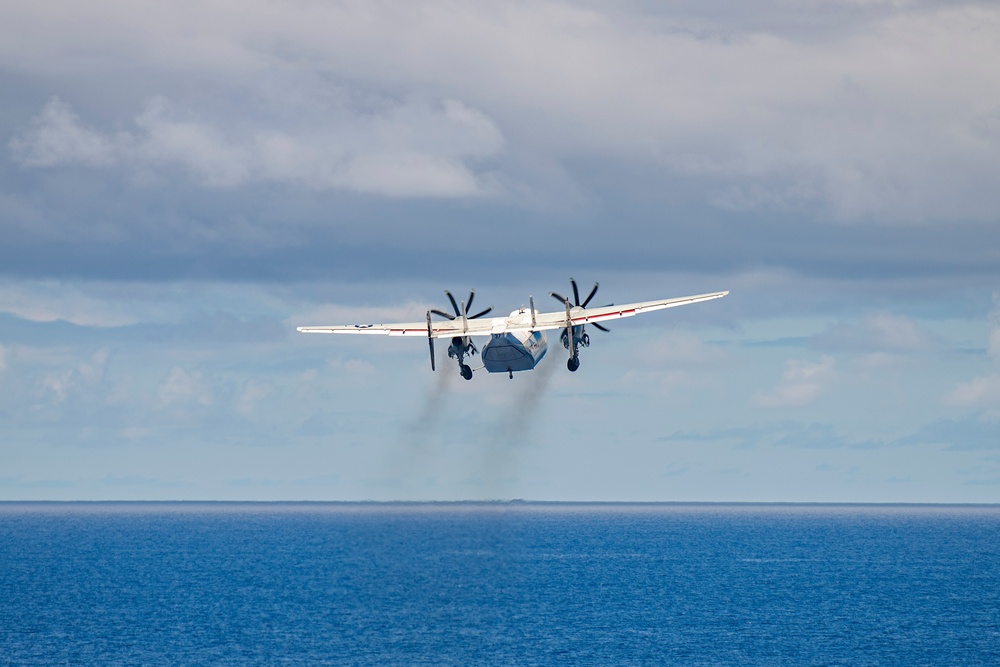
[449,337,476,381]
[430,289,493,382]
[550,277,611,374]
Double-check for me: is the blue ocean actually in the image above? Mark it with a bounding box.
[1,503,998,666]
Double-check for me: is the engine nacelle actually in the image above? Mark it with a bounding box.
[560,326,590,350]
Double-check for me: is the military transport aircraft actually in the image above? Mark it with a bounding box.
[297,278,728,380]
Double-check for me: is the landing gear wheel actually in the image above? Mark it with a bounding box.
[460,364,473,380]
[567,357,580,372]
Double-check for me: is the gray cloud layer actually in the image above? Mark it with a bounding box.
[11,96,504,196]
[2,1,999,286]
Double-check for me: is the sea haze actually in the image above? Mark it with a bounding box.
[1,502,999,666]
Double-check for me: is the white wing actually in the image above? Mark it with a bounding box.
[296,290,728,337]
[297,317,497,338]
[520,290,729,333]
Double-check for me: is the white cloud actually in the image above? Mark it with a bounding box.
[863,314,932,350]
[157,367,213,407]
[815,313,934,353]
[754,355,835,407]
[614,331,729,393]
[6,3,999,216]
[235,380,273,418]
[0,279,147,327]
[945,294,1000,408]
[989,295,1000,362]
[12,95,504,197]
[340,152,489,198]
[643,331,729,368]
[946,375,1000,407]
[8,97,119,167]
[324,357,377,378]
[132,98,253,187]
[34,349,109,404]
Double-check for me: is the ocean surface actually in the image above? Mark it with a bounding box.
[1,503,999,666]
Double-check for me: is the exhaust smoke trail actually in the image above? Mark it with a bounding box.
[476,354,559,497]
[386,361,454,495]
[386,346,562,499]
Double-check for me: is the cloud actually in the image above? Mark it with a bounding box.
[8,97,119,167]
[662,414,1000,452]
[3,3,1000,289]
[813,313,934,353]
[33,348,110,404]
[234,380,274,418]
[753,355,835,407]
[964,476,1000,486]
[661,420,882,449]
[157,367,213,407]
[11,96,504,197]
[339,152,490,198]
[0,279,147,327]
[898,413,1000,450]
[945,294,1000,410]
[322,357,378,381]
[946,375,1000,408]
[990,295,1000,362]
[643,331,730,368]
[5,2,1000,219]
[653,6,1000,222]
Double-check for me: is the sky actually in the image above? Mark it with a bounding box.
[1,0,999,502]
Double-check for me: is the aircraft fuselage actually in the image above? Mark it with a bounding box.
[482,330,547,374]
[480,308,548,375]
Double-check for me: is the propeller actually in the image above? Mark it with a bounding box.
[430,290,493,321]
[549,277,613,372]
[426,310,436,371]
[549,277,611,333]
[426,289,491,380]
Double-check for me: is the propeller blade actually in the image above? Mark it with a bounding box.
[430,309,456,320]
[570,278,581,307]
[466,290,476,314]
[469,306,493,319]
[550,291,570,305]
[564,299,576,360]
[581,282,599,307]
[426,311,436,371]
[592,322,611,333]
[445,291,461,317]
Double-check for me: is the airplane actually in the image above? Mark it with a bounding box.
[297,278,728,380]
